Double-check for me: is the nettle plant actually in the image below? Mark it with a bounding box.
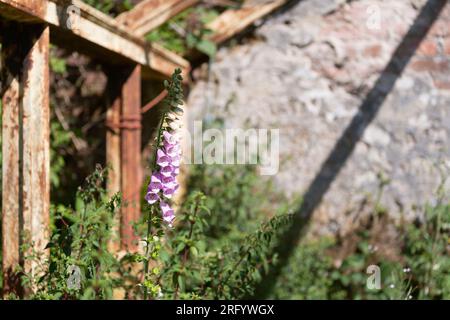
[154,190,292,300]
[21,165,122,299]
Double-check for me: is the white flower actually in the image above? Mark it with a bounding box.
[157,288,164,300]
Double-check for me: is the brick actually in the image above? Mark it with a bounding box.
[417,39,438,56]
[429,20,449,37]
[363,44,382,58]
[410,58,449,72]
[433,79,450,90]
[444,38,450,55]
[440,5,450,21]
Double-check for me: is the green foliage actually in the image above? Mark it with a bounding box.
[21,165,122,299]
[270,238,336,299]
[157,188,292,299]
[403,203,450,299]
[269,203,450,300]
[187,163,287,246]
[146,7,218,57]
[158,191,211,299]
[47,47,78,192]
[8,155,450,300]
[50,120,71,189]
[83,0,116,13]
[82,0,133,15]
[141,161,292,299]
[50,55,67,75]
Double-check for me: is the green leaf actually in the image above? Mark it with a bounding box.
[196,40,217,58]
[186,33,197,48]
[178,275,186,292]
[190,246,199,257]
[176,242,186,254]
[50,56,66,74]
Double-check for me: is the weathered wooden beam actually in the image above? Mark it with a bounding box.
[1,21,22,298]
[1,21,50,297]
[120,65,142,251]
[0,0,190,79]
[116,0,199,37]
[21,24,51,287]
[207,0,288,43]
[105,69,123,253]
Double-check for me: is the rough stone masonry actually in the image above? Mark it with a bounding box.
[187,0,450,236]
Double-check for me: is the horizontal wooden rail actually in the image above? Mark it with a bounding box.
[0,0,190,79]
[116,0,199,37]
[207,0,288,44]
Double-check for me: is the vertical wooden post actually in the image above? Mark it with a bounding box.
[120,65,142,251]
[106,66,142,252]
[106,70,123,253]
[1,21,22,297]
[1,22,50,296]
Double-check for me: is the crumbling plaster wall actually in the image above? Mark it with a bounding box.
[187,0,450,235]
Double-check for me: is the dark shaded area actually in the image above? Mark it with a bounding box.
[48,54,109,206]
[1,267,23,298]
[50,64,164,206]
[46,50,164,206]
[252,0,448,298]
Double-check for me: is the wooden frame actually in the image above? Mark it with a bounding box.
[207,0,288,44]
[1,21,50,296]
[0,0,190,78]
[0,0,290,296]
[0,0,190,296]
[119,65,142,251]
[116,0,199,36]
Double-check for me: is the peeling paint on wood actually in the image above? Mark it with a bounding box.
[1,22,50,297]
[120,65,142,251]
[0,0,190,78]
[1,21,22,297]
[21,24,50,283]
[207,0,288,44]
[116,0,199,37]
[106,68,122,253]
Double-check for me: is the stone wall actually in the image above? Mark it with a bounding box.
[186,0,450,236]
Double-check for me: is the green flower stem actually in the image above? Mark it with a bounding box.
[143,112,167,300]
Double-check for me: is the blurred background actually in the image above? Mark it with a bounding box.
[0,0,449,299]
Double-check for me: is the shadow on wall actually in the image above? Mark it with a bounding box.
[252,0,448,298]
